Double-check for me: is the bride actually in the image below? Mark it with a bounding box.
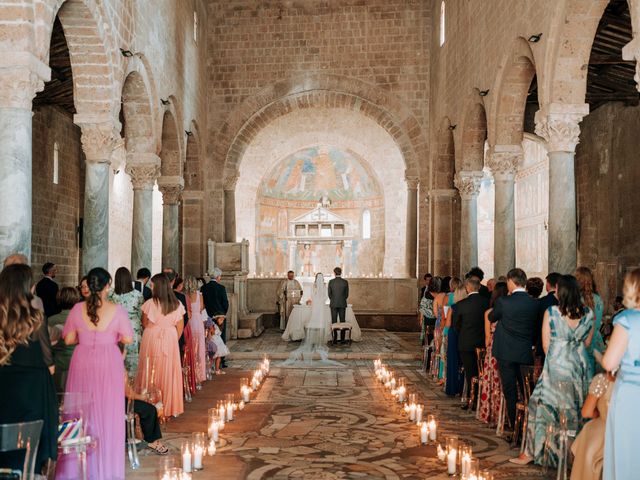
[282,273,340,366]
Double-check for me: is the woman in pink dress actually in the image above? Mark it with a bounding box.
[137,274,185,418]
[58,268,133,480]
[478,281,508,425]
[184,276,206,384]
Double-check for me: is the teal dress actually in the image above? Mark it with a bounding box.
[587,293,605,372]
[525,306,594,466]
[603,309,640,479]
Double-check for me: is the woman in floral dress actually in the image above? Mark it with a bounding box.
[109,267,143,372]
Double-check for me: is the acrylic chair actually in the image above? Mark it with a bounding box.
[0,419,43,480]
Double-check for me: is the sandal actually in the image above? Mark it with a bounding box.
[147,441,169,455]
[215,370,226,375]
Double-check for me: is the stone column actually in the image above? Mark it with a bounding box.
[0,58,48,261]
[429,189,457,275]
[126,157,160,275]
[224,175,238,242]
[535,104,588,274]
[79,122,119,273]
[405,176,419,278]
[454,171,483,277]
[486,145,522,277]
[157,176,184,271]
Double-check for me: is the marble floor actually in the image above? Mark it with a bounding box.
[127,330,547,479]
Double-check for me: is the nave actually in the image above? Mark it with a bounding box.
[128,330,541,479]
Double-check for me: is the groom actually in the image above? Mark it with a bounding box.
[328,267,349,343]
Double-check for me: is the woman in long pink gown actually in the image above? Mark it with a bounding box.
[184,277,206,384]
[137,273,185,418]
[58,268,133,480]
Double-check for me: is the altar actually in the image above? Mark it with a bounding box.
[282,304,362,342]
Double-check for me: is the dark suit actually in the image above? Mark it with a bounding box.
[453,292,490,399]
[479,284,491,300]
[536,292,558,358]
[174,291,189,355]
[490,290,539,427]
[201,280,229,344]
[36,277,59,318]
[328,277,349,341]
[134,280,152,301]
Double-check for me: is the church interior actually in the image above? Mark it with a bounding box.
[1,0,640,479]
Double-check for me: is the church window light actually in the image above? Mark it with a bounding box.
[193,11,198,43]
[53,142,59,185]
[362,210,371,239]
[440,1,446,47]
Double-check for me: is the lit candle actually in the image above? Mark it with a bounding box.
[193,445,203,470]
[239,400,245,410]
[447,448,457,475]
[437,443,446,461]
[420,421,428,444]
[208,440,216,456]
[403,404,410,414]
[409,403,416,421]
[182,445,192,473]
[397,386,406,403]
[428,418,437,441]
[209,421,219,442]
[226,402,234,421]
[243,386,250,403]
[390,377,396,390]
[415,404,423,424]
[461,452,471,476]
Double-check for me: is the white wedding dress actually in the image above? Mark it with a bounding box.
[281,274,342,367]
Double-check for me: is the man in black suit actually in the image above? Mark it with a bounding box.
[490,268,538,429]
[536,272,560,361]
[134,267,152,301]
[454,276,490,409]
[467,266,490,300]
[328,267,349,343]
[36,262,59,318]
[201,268,229,363]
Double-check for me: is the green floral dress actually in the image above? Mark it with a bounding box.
[108,289,144,372]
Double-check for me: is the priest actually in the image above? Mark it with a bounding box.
[277,270,303,330]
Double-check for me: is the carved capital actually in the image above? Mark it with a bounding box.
[454,171,483,199]
[534,104,588,152]
[405,175,420,190]
[126,163,160,190]
[223,173,239,191]
[0,53,50,109]
[79,122,120,163]
[486,145,522,179]
[157,176,185,205]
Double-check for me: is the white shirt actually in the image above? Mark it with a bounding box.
[512,287,526,293]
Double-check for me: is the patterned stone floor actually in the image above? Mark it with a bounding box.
[127,330,548,479]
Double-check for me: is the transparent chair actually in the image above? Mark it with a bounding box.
[471,347,486,413]
[514,364,543,451]
[0,420,43,480]
[125,374,141,470]
[56,392,95,480]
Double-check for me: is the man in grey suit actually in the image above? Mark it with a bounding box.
[328,267,349,343]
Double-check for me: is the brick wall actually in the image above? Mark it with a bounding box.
[31,105,83,287]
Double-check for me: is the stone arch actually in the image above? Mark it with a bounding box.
[434,117,455,189]
[159,108,182,177]
[122,55,160,152]
[216,74,426,185]
[459,103,487,172]
[490,37,538,147]
[184,121,202,191]
[121,71,154,154]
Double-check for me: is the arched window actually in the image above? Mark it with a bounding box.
[439,1,446,47]
[362,210,371,239]
[193,11,198,43]
[53,142,59,185]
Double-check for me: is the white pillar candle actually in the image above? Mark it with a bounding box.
[208,441,216,456]
[209,421,219,442]
[437,444,446,461]
[461,452,471,476]
[226,403,234,421]
[218,405,226,423]
[182,450,192,473]
[428,420,437,441]
[415,405,423,424]
[409,404,416,421]
[193,445,203,470]
[420,422,428,444]
[242,387,250,403]
[239,400,245,410]
[398,386,405,403]
[447,449,457,475]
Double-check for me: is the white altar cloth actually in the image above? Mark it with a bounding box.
[282,304,362,342]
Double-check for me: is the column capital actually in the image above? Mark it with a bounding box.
[126,162,160,190]
[78,122,121,164]
[405,175,420,189]
[223,173,239,191]
[0,52,50,109]
[157,176,184,205]
[534,103,589,152]
[454,171,483,199]
[486,145,522,180]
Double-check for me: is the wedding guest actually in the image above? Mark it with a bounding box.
[511,274,594,466]
[525,277,544,299]
[536,273,560,362]
[59,267,133,480]
[124,375,168,455]
[490,268,538,430]
[418,280,436,346]
[78,275,90,300]
[163,267,189,356]
[419,273,433,299]
[184,276,207,384]
[174,276,184,293]
[445,281,466,396]
[431,277,446,381]
[478,281,508,425]
[48,287,80,391]
[109,267,144,372]
[441,276,452,295]
[602,268,640,480]
[134,267,152,301]
[571,372,615,480]
[137,274,185,418]
[201,268,229,367]
[454,276,490,408]
[36,262,59,318]
[467,266,490,299]
[0,264,57,475]
[486,278,497,293]
[2,253,29,268]
[210,316,230,374]
[576,266,605,371]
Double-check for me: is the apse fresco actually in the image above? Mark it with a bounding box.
[260,146,381,201]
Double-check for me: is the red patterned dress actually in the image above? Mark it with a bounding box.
[478,318,501,425]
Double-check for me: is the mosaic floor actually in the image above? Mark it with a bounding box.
[127,330,548,479]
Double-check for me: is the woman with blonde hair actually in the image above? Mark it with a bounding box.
[575,266,605,370]
[183,276,207,385]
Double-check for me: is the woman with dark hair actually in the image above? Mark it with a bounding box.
[444,279,466,396]
[136,273,185,418]
[478,282,508,425]
[430,277,445,381]
[511,274,594,466]
[525,277,544,299]
[575,266,605,371]
[78,275,90,300]
[108,267,143,372]
[48,286,81,391]
[0,264,57,475]
[58,267,133,480]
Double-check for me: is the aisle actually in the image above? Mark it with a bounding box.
[128,358,545,479]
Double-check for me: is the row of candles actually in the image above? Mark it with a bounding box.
[373,359,494,480]
[160,357,270,479]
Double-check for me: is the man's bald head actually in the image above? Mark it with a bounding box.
[3,253,28,269]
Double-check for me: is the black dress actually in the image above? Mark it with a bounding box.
[0,326,58,472]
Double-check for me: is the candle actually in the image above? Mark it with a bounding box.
[461,452,471,476]
[193,445,203,470]
[218,405,226,423]
[226,402,234,421]
[447,448,457,475]
[428,417,437,441]
[420,421,428,444]
[182,445,192,473]
[409,403,416,421]
[208,440,216,456]
[209,421,219,442]
[397,386,406,403]
[415,404,423,424]
[242,386,250,403]
[403,404,410,414]
[437,443,446,461]
[239,400,245,410]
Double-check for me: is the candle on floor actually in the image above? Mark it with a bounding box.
[447,448,457,475]
[218,404,226,423]
[437,443,446,461]
[461,451,471,476]
[226,402,234,421]
[239,400,245,410]
[415,404,423,424]
[397,385,406,403]
[193,445,203,470]
[403,404,410,415]
[181,442,193,473]
[208,440,216,456]
[409,403,416,421]
[420,421,428,444]
[428,415,437,441]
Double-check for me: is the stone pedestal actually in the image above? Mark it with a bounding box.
[535,104,588,274]
[126,158,160,275]
[157,176,183,271]
[487,146,521,277]
[79,122,119,273]
[430,189,457,275]
[0,60,47,261]
[405,177,419,278]
[455,171,483,276]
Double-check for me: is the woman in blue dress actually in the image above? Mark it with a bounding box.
[576,267,605,371]
[511,274,594,466]
[445,278,465,396]
[602,268,640,480]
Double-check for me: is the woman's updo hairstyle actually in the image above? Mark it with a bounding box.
[86,267,111,326]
